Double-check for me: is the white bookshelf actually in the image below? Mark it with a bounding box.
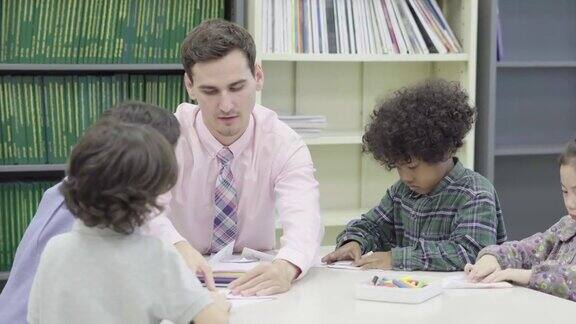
[247,0,478,240]
[261,53,469,62]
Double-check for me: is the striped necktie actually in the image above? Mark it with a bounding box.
[210,147,238,252]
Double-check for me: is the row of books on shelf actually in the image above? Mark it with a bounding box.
[278,115,328,138]
[262,0,462,55]
[0,181,57,272]
[0,75,188,165]
[0,0,223,63]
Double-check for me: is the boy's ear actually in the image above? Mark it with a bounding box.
[183,73,196,100]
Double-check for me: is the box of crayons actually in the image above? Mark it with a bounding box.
[355,275,443,304]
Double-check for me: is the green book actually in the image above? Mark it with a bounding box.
[56,77,67,163]
[6,76,16,163]
[18,0,28,62]
[9,77,21,164]
[162,0,171,63]
[77,0,88,63]
[168,0,178,63]
[63,77,73,159]
[70,0,81,63]
[12,0,23,62]
[43,77,54,163]
[136,0,145,63]
[43,0,53,63]
[193,0,200,29]
[6,183,14,269]
[51,77,63,163]
[78,76,88,133]
[21,77,32,163]
[59,0,72,63]
[1,184,8,270]
[46,77,57,163]
[28,0,38,63]
[49,0,60,63]
[0,184,5,270]
[27,77,37,163]
[0,76,5,164]
[113,0,123,63]
[87,0,99,63]
[66,77,76,161]
[14,184,23,264]
[0,0,8,62]
[120,74,130,102]
[87,76,98,128]
[33,76,46,163]
[34,0,50,63]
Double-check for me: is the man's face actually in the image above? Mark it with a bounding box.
[185,49,263,145]
[396,158,454,195]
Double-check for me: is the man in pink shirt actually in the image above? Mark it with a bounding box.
[147,19,323,296]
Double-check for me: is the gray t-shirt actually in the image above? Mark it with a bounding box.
[27,220,212,324]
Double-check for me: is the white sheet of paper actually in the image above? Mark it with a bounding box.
[442,274,514,289]
[241,247,275,262]
[323,261,361,270]
[221,255,259,263]
[225,292,277,300]
[209,240,236,265]
[219,289,277,304]
[208,241,260,272]
[211,262,259,273]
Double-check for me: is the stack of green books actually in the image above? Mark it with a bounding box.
[0,75,190,164]
[0,181,58,272]
[0,0,225,63]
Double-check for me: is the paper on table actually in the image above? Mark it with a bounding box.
[209,241,236,265]
[225,291,278,300]
[230,299,274,308]
[208,240,260,272]
[323,261,361,270]
[241,247,275,262]
[220,289,277,302]
[442,274,514,289]
[212,262,259,273]
[319,251,373,270]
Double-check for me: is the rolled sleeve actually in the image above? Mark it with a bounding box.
[273,140,323,278]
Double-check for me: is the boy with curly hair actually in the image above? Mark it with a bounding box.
[27,121,229,324]
[322,79,507,271]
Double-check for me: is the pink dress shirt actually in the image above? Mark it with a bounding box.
[147,103,323,275]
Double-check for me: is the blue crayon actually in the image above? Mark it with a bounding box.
[392,279,414,288]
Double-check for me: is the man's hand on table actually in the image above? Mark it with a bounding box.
[229,259,301,296]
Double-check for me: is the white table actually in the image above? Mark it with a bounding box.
[231,248,575,324]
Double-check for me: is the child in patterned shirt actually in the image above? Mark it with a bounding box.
[466,139,576,302]
[322,79,507,271]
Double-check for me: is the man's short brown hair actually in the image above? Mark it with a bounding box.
[61,121,178,234]
[181,19,256,80]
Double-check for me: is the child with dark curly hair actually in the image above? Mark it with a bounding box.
[323,79,507,271]
[27,122,229,324]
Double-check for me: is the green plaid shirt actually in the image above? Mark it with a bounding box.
[337,158,507,271]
